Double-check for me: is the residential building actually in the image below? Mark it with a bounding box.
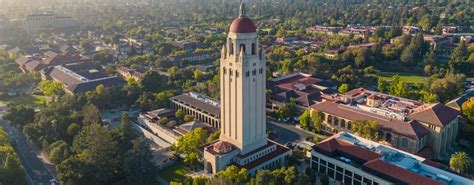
[171,40,200,52]
[306,25,342,35]
[169,92,221,129]
[311,132,473,185]
[203,3,291,175]
[47,62,124,95]
[267,73,337,111]
[16,51,92,73]
[310,88,461,159]
[339,28,370,39]
[403,26,423,35]
[117,66,146,81]
[24,12,77,34]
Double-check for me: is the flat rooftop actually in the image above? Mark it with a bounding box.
[314,132,473,185]
[169,92,220,117]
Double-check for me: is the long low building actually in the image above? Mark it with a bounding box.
[169,92,220,129]
[311,132,473,185]
[47,62,125,95]
[310,88,461,160]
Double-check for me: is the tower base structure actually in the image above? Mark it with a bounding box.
[203,139,291,175]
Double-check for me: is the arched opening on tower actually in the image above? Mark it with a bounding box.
[240,44,246,54]
[251,43,256,55]
[229,39,234,55]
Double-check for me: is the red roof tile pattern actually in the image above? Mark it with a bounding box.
[408,103,460,127]
[310,101,430,139]
[236,141,290,169]
[229,17,256,33]
[363,159,442,185]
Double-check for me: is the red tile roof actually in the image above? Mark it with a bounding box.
[408,103,460,127]
[310,101,430,139]
[363,159,442,185]
[236,141,290,169]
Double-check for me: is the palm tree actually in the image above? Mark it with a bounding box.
[449,151,471,173]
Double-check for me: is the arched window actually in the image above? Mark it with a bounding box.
[328,115,333,123]
[385,133,392,143]
[340,120,346,128]
[347,122,352,130]
[334,117,339,126]
[240,44,246,54]
[229,39,234,55]
[251,43,256,55]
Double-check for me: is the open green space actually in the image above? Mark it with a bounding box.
[369,71,427,84]
[7,95,48,108]
[158,164,189,183]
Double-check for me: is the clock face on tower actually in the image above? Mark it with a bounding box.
[218,2,267,154]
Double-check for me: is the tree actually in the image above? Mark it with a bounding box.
[461,98,474,124]
[48,140,71,164]
[449,151,471,173]
[123,138,156,185]
[350,120,381,141]
[139,71,165,92]
[319,173,329,185]
[400,45,415,64]
[3,105,35,128]
[277,99,295,120]
[216,165,249,184]
[71,123,120,184]
[377,78,388,93]
[56,156,92,185]
[299,110,311,130]
[208,130,220,142]
[174,128,207,165]
[184,115,195,122]
[338,84,349,94]
[82,104,101,125]
[255,170,274,185]
[175,109,185,121]
[96,84,106,96]
[0,153,28,185]
[310,110,324,132]
[420,90,439,103]
[449,40,467,72]
[39,80,64,97]
[193,69,202,81]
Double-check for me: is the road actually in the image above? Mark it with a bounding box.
[0,119,55,185]
[266,117,326,144]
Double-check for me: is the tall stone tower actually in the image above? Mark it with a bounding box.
[203,2,291,175]
[219,2,267,154]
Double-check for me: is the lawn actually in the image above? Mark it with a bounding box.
[369,71,427,84]
[158,164,189,183]
[8,95,49,108]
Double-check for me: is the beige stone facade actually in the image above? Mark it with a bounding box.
[203,3,291,174]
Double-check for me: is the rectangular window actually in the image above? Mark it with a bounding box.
[311,162,318,170]
[374,182,379,185]
[252,69,256,76]
[354,180,362,185]
[259,68,263,74]
[327,168,335,178]
[236,71,239,77]
[320,159,327,166]
[319,165,326,173]
[345,170,352,177]
[246,71,250,77]
[363,178,372,185]
[336,166,343,173]
[344,176,352,185]
[328,162,335,169]
[312,156,319,162]
[354,173,362,181]
[335,172,343,181]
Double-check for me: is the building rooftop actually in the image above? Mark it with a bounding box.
[170,92,220,117]
[313,132,473,185]
[268,73,337,107]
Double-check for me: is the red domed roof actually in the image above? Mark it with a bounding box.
[229,17,256,33]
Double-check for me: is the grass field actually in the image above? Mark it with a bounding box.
[8,95,49,108]
[158,164,189,183]
[369,72,427,84]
